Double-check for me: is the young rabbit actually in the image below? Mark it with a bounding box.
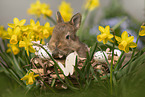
[48,11,88,58]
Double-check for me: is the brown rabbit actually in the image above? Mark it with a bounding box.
[48,11,88,58]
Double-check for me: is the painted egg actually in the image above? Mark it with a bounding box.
[114,49,121,57]
[93,51,108,63]
[38,45,52,59]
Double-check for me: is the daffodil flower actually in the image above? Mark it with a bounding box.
[115,31,137,53]
[42,22,54,38]
[21,72,39,85]
[8,18,28,31]
[27,0,52,17]
[19,34,36,56]
[97,25,113,44]
[0,26,9,39]
[139,26,145,36]
[59,1,73,22]
[6,44,20,55]
[85,0,100,11]
[29,19,42,33]
[9,27,21,44]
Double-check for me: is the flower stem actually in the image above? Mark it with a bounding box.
[46,16,56,25]
[131,23,145,58]
[110,29,115,95]
[77,9,89,40]
[114,51,124,70]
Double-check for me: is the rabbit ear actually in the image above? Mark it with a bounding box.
[56,11,64,23]
[70,13,82,30]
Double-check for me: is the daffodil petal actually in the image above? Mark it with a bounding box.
[125,46,129,53]
[141,26,145,29]
[29,72,34,76]
[14,27,21,35]
[21,75,28,80]
[99,26,105,33]
[121,31,128,40]
[139,30,145,36]
[44,22,50,28]
[127,36,134,43]
[108,34,113,39]
[21,26,28,31]
[26,81,29,85]
[105,25,110,34]
[115,36,122,42]
[129,42,137,48]
[33,74,39,78]
[103,38,108,44]
[29,46,36,53]
[30,19,35,26]
[19,19,26,26]
[97,35,103,42]
[36,21,40,26]
[8,23,15,28]
[13,18,19,24]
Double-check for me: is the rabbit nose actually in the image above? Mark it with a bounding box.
[52,51,59,59]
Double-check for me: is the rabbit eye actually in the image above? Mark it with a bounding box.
[66,35,70,39]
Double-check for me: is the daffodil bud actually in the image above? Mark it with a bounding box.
[93,51,108,63]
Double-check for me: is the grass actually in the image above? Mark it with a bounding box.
[1,59,145,97]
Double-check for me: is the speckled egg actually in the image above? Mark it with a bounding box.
[93,51,108,63]
[38,45,52,59]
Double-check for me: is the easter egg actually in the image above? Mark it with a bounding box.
[93,51,108,63]
[38,45,52,59]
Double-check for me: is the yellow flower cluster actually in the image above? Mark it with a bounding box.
[0,18,54,56]
[97,25,137,53]
[27,0,52,17]
[0,26,9,39]
[85,0,100,11]
[59,1,73,22]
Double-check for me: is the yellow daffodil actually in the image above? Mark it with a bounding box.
[41,3,52,17]
[8,27,21,44]
[115,31,137,53]
[6,44,20,55]
[0,26,4,37]
[0,26,9,39]
[59,1,73,22]
[28,0,52,17]
[97,25,113,44]
[42,22,54,38]
[28,19,42,41]
[8,18,28,31]
[29,19,42,33]
[19,34,36,56]
[21,72,39,85]
[85,0,100,11]
[139,26,145,36]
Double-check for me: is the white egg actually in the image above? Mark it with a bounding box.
[93,51,108,63]
[38,45,52,59]
[114,49,122,57]
[32,41,41,51]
